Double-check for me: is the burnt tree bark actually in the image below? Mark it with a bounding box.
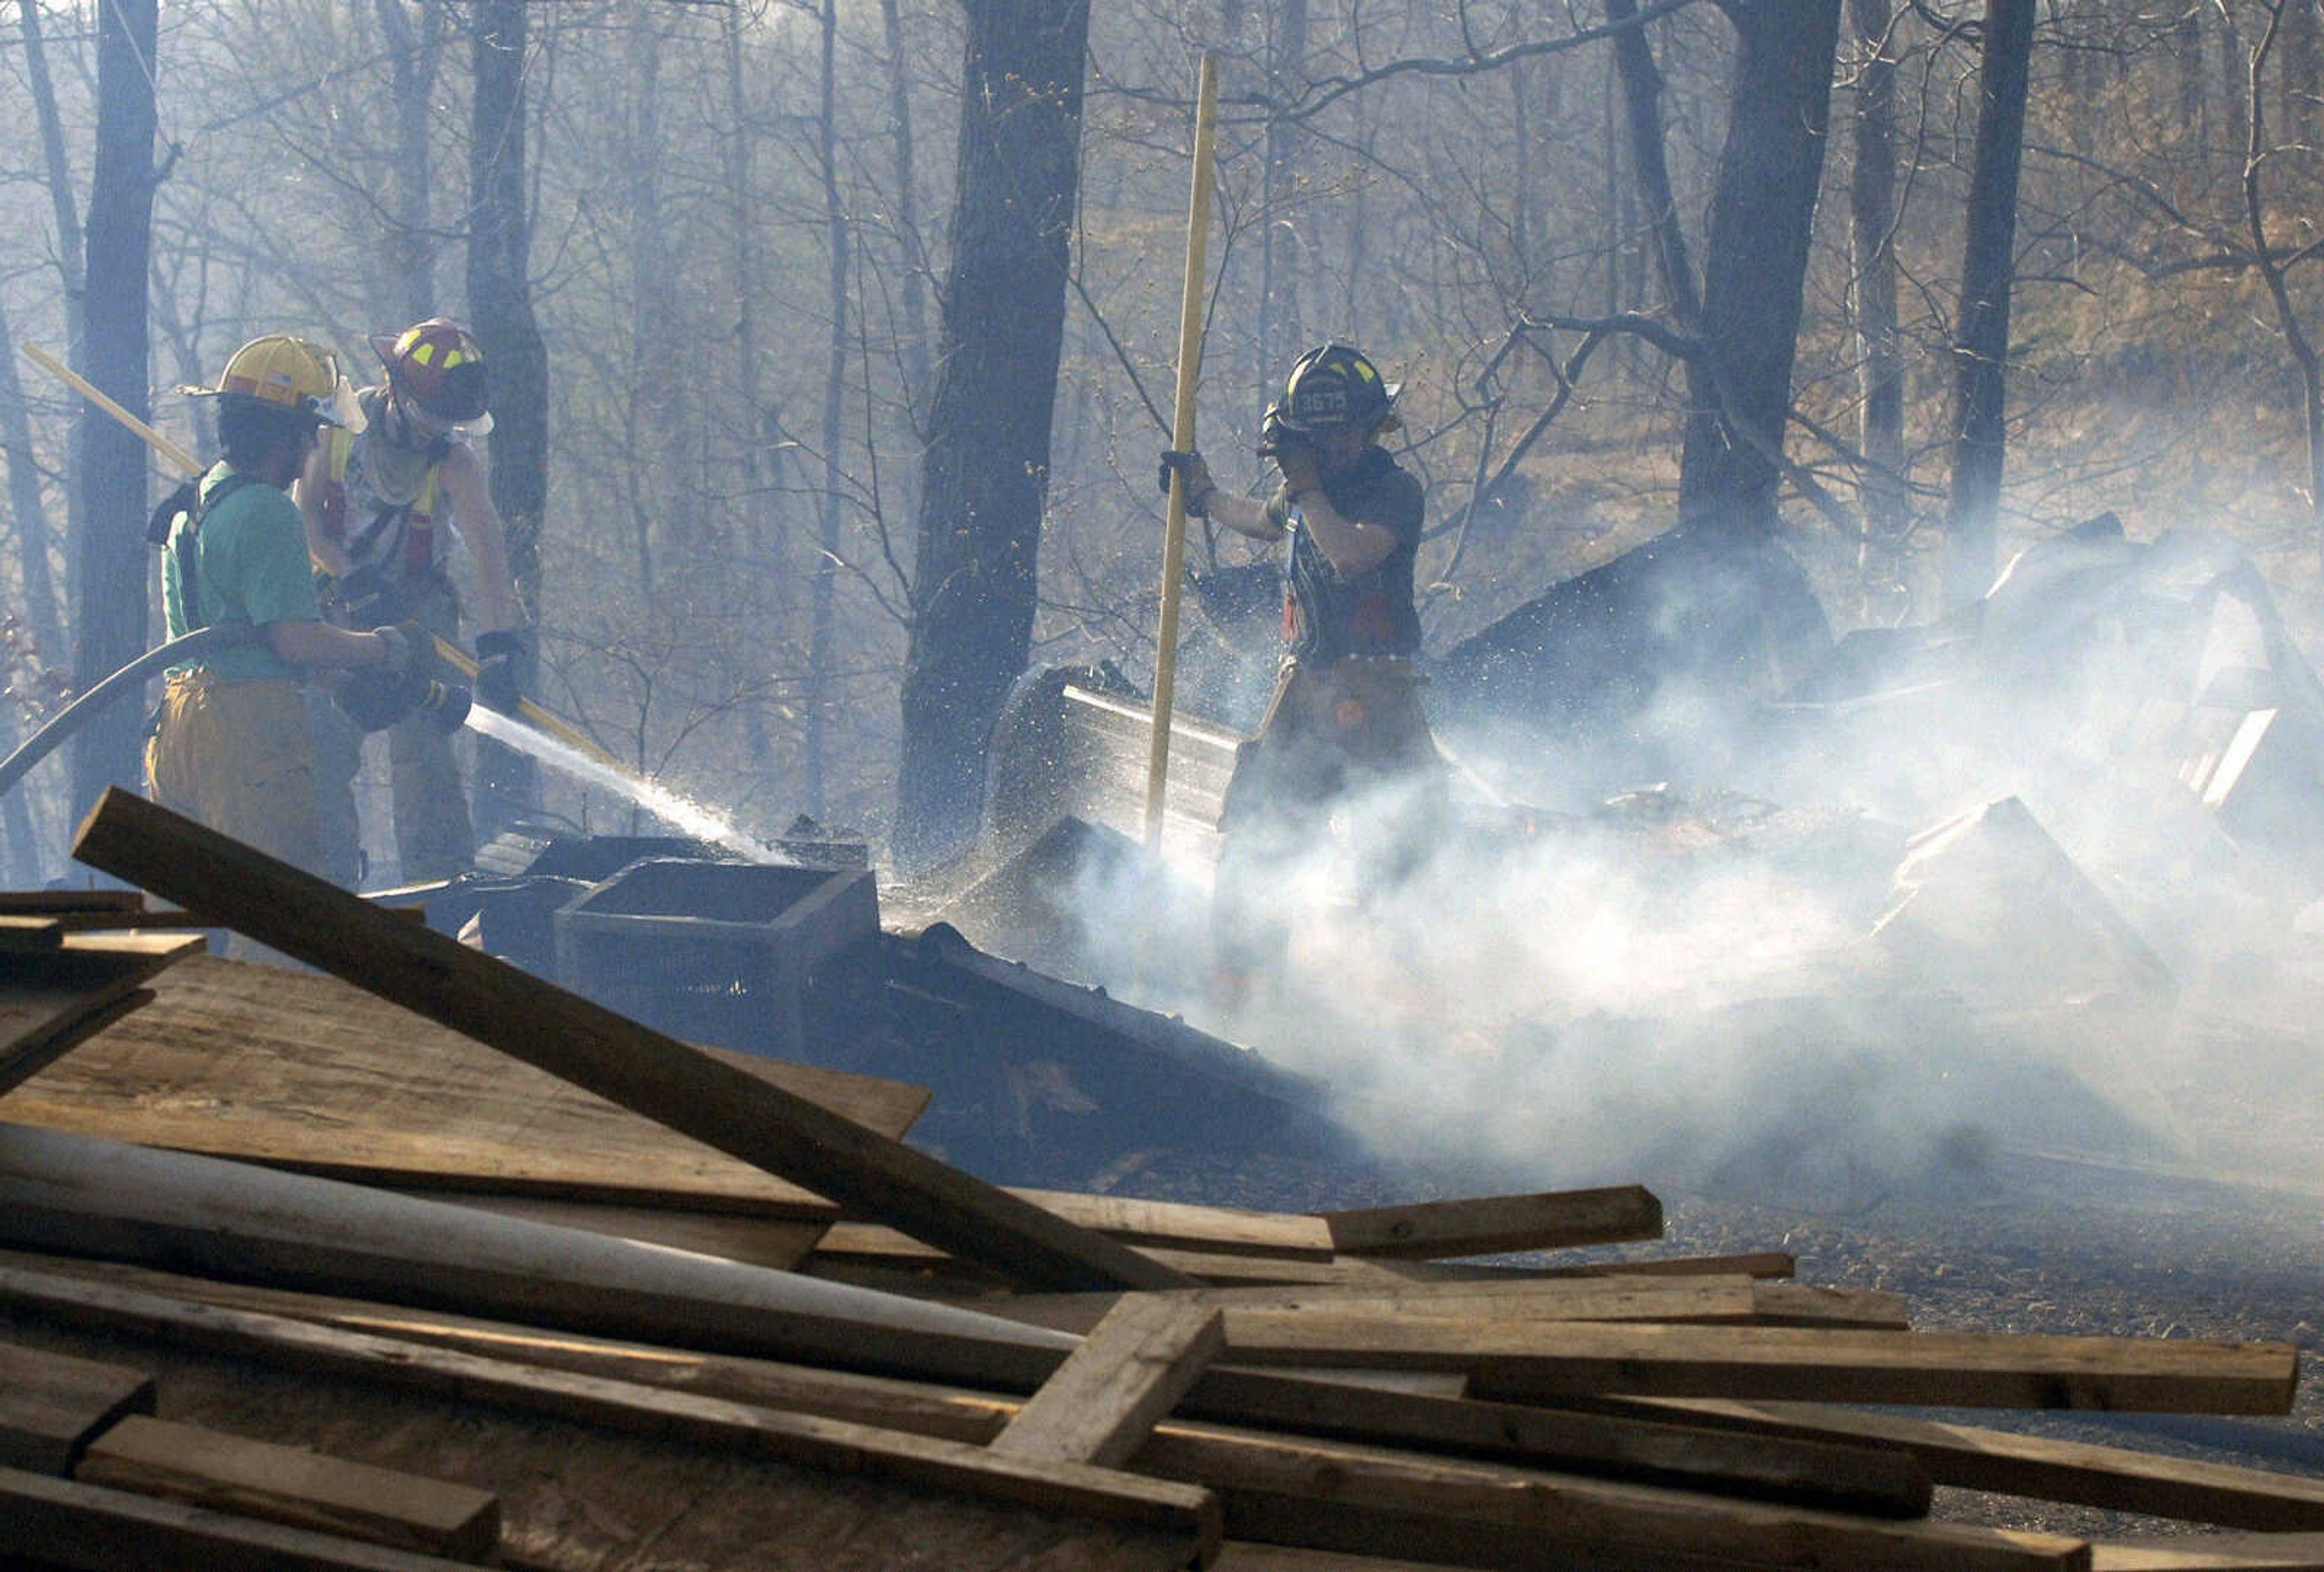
[1942,0,2034,611]
[1848,0,1909,618]
[893,0,1091,872]
[468,0,549,834]
[68,0,160,821]
[1676,0,1844,542]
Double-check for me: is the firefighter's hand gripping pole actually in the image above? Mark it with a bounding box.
[1142,53,1221,858]
[21,342,625,773]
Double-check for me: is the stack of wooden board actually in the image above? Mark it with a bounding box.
[0,788,2312,1570]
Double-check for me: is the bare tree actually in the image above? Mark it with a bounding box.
[2244,0,2324,569]
[1848,0,1910,619]
[467,0,548,836]
[894,0,1092,870]
[1942,0,2035,610]
[68,0,162,820]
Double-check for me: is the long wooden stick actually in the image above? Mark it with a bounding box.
[1142,53,1221,856]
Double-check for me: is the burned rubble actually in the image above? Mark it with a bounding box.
[0,521,2319,1566]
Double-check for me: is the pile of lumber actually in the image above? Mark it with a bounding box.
[0,789,2316,1570]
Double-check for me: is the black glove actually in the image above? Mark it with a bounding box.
[473,628,528,714]
[1158,450,1215,518]
[326,563,402,628]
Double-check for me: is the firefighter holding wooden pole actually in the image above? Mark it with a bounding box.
[1159,343,1446,1007]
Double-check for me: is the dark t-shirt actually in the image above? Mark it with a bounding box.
[1280,447,1425,662]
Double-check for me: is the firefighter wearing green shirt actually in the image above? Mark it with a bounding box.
[152,336,421,876]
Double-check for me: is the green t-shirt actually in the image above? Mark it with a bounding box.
[162,462,322,683]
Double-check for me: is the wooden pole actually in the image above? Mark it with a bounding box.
[1142,54,1220,857]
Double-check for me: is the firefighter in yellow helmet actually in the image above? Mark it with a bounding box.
[153,336,423,877]
[298,317,527,887]
[1160,343,1446,1007]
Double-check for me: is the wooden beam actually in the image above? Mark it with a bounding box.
[0,932,200,1094]
[1592,1396,2324,1531]
[1462,1324,2299,1413]
[2091,1533,2324,1570]
[0,1465,500,1571]
[0,1252,1932,1521]
[0,1340,154,1474]
[996,1295,1225,1468]
[0,915,64,952]
[76,1416,499,1560]
[0,1258,1223,1558]
[0,890,144,913]
[990,1275,1779,1336]
[1129,1425,2087,1572]
[70,789,1188,1293]
[1318,1186,1664,1258]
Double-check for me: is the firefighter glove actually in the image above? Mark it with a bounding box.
[370,622,415,676]
[1158,450,1215,518]
[473,628,529,714]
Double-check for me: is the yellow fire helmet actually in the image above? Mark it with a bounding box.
[180,335,346,427]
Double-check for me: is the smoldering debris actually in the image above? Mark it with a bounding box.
[976,518,2324,1208]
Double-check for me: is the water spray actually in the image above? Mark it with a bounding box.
[460,703,785,863]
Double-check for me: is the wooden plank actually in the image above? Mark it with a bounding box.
[990,1275,1777,1336]
[0,1465,481,1571]
[73,790,1189,1294]
[0,1252,1935,1521]
[1129,1425,2089,1572]
[0,915,63,952]
[2092,1534,2324,1570]
[1592,1396,2324,1531]
[0,1339,154,1474]
[1460,1324,2300,1413]
[1318,1186,1664,1258]
[1528,1251,1797,1281]
[1013,1191,1336,1261]
[996,1296,1225,1468]
[77,1415,499,1560]
[4,952,927,1225]
[0,889,145,913]
[0,1252,1222,1557]
[0,933,200,1095]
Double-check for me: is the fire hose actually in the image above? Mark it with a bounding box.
[0,626,248,802]
[21,343,625,772]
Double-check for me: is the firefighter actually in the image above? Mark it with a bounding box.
[1160,342,1446,1001]
[299,317,528,887]
[153,336,420,877]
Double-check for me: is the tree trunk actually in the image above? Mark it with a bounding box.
[1848,0,1909,619]
[808,0,850,821]
[1676,0,1844,542]
[1942,0,2035,611]
[878,0,933,419]
[375,0,445,322]
[0,295,63,663]
[892,0,1091,872]
[1260,0,1308,380]
[468,0,548,835]
[68,0,160,823]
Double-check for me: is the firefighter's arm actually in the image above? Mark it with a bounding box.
[436,443,521,634]
[1274,448,1396,576]
[266,619,405,671]
[293,444,353,578]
